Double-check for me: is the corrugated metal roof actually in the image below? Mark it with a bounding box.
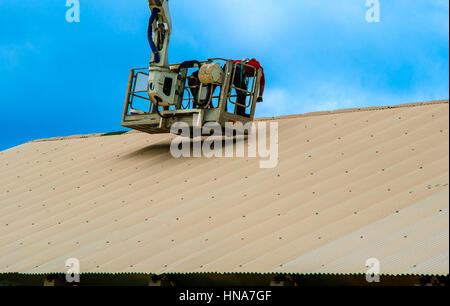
[0,101,448,275]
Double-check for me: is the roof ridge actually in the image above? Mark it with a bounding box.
[255,99,449,121]
[29,99,448,143]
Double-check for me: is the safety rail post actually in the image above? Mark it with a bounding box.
[220,60,234,113]
[249,68,262,118]
[122,69,135,123]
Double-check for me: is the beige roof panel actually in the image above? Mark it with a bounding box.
[0,101,448,275]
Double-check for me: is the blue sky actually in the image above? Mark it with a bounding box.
[0,0,448,151]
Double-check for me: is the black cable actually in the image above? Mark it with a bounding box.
[155,100,174,119]
[177,60,201,73]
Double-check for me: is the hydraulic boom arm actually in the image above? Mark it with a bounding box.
[121,1,265,135]
[148,0,171,67]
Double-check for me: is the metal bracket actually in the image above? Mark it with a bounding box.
[192,109,204,128]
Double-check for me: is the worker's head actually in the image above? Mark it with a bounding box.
[148,0,162,10]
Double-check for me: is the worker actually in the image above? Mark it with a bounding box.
[233,63,249,116]
[188,71,200,107]
[147,6,161,63]
[233,58,266,116]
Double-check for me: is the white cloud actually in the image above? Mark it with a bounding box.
[178,0,368,49]
[257,88,297,117]
[256,78,448,118]
[256,83,360,117]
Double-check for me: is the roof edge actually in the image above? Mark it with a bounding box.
[2,272,448,277]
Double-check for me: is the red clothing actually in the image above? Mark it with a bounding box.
[233,58,265,98]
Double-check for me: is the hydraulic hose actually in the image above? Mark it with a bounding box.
[155,100,173,119]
